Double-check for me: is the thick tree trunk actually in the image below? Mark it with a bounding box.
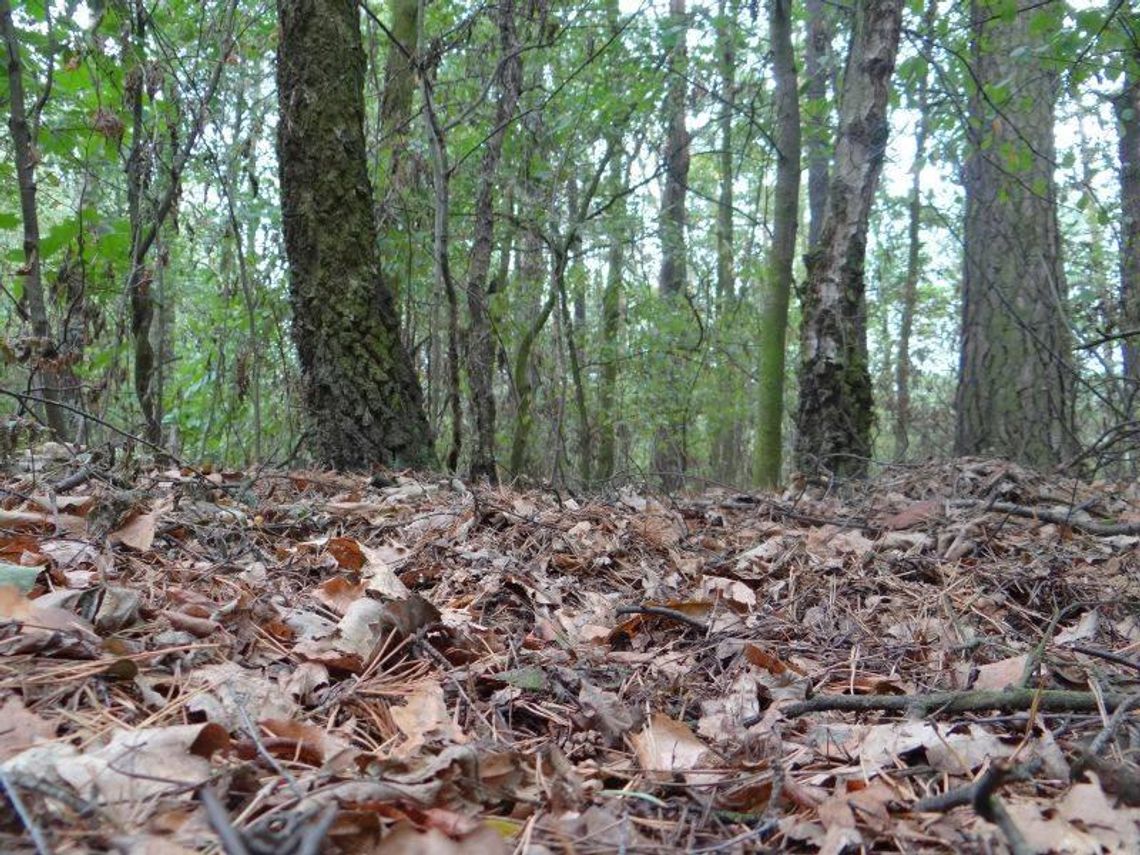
[895,0,935,460]
[1,0,67,439]
[955,0,1074,466]
[803,0,831,251]
[653,0,690,489]
[753,0,800,488]
[1117,60,1140,412]
[794,0,903,478]
[464,0,523,484]
[276,0,433,469]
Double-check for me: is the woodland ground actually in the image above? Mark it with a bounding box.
[0,449,1138,853]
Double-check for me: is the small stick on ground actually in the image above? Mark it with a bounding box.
[742,688,1134,726]
[0,768,53,855]
[972,762,1034,855]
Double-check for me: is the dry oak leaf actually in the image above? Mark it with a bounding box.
[631,712,724,786]
[379,823,509,855]
[109,508,158,551]
[0,695,55,761]
[185,661,299,731]
[390,681,467,753]
[52,723,228,822]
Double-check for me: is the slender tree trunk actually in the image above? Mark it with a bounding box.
[597,152,627,482]
[753,0,801,488]
[1117,58,1140,414]
[2,0,67,439]
[895,0,935,460]
[421,65,463,472]
[276,0,433,469]
[794,0,903,478]
[709,0,738,481]
[123,0,233,445]
[955,0,1074,466]
[803,0,831,251]
[653,0,690,489]
[465,0,523,484]
[509,155,612,479]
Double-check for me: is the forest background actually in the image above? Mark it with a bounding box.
[1,0,1137,489]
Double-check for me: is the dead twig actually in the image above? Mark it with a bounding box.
[910,758,1042,813]
[0,768,53,855]
[972,762,1034,855]
[950,498,1140,536]
[742,688,1135,725]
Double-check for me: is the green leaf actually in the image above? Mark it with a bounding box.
[40,218,79,259]
[0,562,43,594]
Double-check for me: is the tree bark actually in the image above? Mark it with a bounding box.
[276,0,433,469]
[954,0,1075,467]
[1,0,67,439]
[753,0,800,488]
[895,0,935,460]
[421,62,463,472]
[1116,58,1140,413]
[794,0,903,478]
[709,0,738,481]
[803,0,832,251]
[653,0,690,489]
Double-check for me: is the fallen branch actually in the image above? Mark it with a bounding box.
[910,758,1042,813]
[951,498,1140,536]
[972,762,1034,855]
[742,688,1133,725]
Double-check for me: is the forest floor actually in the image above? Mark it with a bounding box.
[0,450,1138,853]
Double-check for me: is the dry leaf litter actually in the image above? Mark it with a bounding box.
[0,449,1138,853]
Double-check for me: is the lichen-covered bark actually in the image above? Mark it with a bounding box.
[794,0,902,478]
[276,0,433,469]
[803,0,832,251]
[753,0,800,488]
[955,0,1074,466]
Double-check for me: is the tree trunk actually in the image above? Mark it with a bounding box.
[653,0,690,489]
[276,0,433,469]
[954,0,1074,467]
[464,0,523,484]
[597,152,627,482]
[753,0,800,488]
[794,0,903,478]
[421,63,463,472]
[895,0,935,460]
[1117,59,1140,413]
[709,0,737,481]
[803,0,831,251]
[1,0,67,439]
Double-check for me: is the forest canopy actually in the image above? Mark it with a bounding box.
[1,0,1137,487]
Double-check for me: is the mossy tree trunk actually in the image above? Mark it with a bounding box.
[752,0,800,489]
[954,0,1075,466]
[276,0,433,469]
[794,0,903,478]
